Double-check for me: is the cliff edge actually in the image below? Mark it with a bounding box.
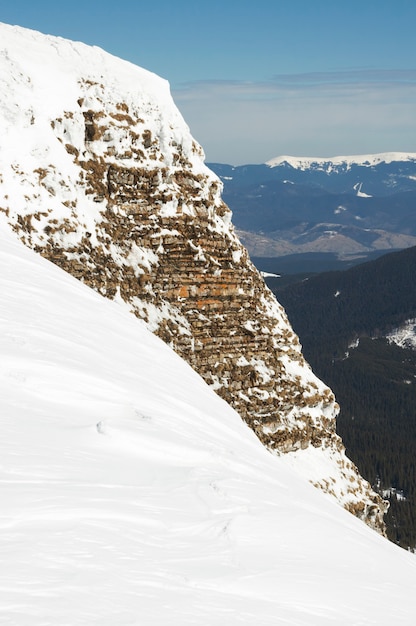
[0,23,387,532]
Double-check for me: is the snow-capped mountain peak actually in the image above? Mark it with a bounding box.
[266,152,416,171]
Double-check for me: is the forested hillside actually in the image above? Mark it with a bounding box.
[208,158,416,259]
[271,246,416,549]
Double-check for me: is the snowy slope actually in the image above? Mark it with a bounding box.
[2,222,416,625]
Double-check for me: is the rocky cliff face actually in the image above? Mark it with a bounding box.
[0,23,387,532]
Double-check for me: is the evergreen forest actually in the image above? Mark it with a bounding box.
[269,246,416,550]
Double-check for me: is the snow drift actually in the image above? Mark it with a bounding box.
[2,219,416,624]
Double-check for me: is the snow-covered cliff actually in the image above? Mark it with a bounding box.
[0,23,386,530]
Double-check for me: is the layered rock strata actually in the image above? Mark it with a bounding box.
[0,24,387,532]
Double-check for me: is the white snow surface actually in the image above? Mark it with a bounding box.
[266,152,416,170]
[386,318,416,351]
[2,223,416,624]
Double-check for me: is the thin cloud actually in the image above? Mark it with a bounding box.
[271,69,416,85]
[174,69,416,99]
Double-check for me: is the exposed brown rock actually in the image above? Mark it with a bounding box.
[3,75,388,534]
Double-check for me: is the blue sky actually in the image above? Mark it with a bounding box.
[2,0,416,164]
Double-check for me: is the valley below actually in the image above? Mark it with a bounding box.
[209,155,416,268]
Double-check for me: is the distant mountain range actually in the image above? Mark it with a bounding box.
[269,245,416,550]
[208,153,416,268]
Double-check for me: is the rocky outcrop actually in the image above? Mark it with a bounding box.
[0,23,387,533]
